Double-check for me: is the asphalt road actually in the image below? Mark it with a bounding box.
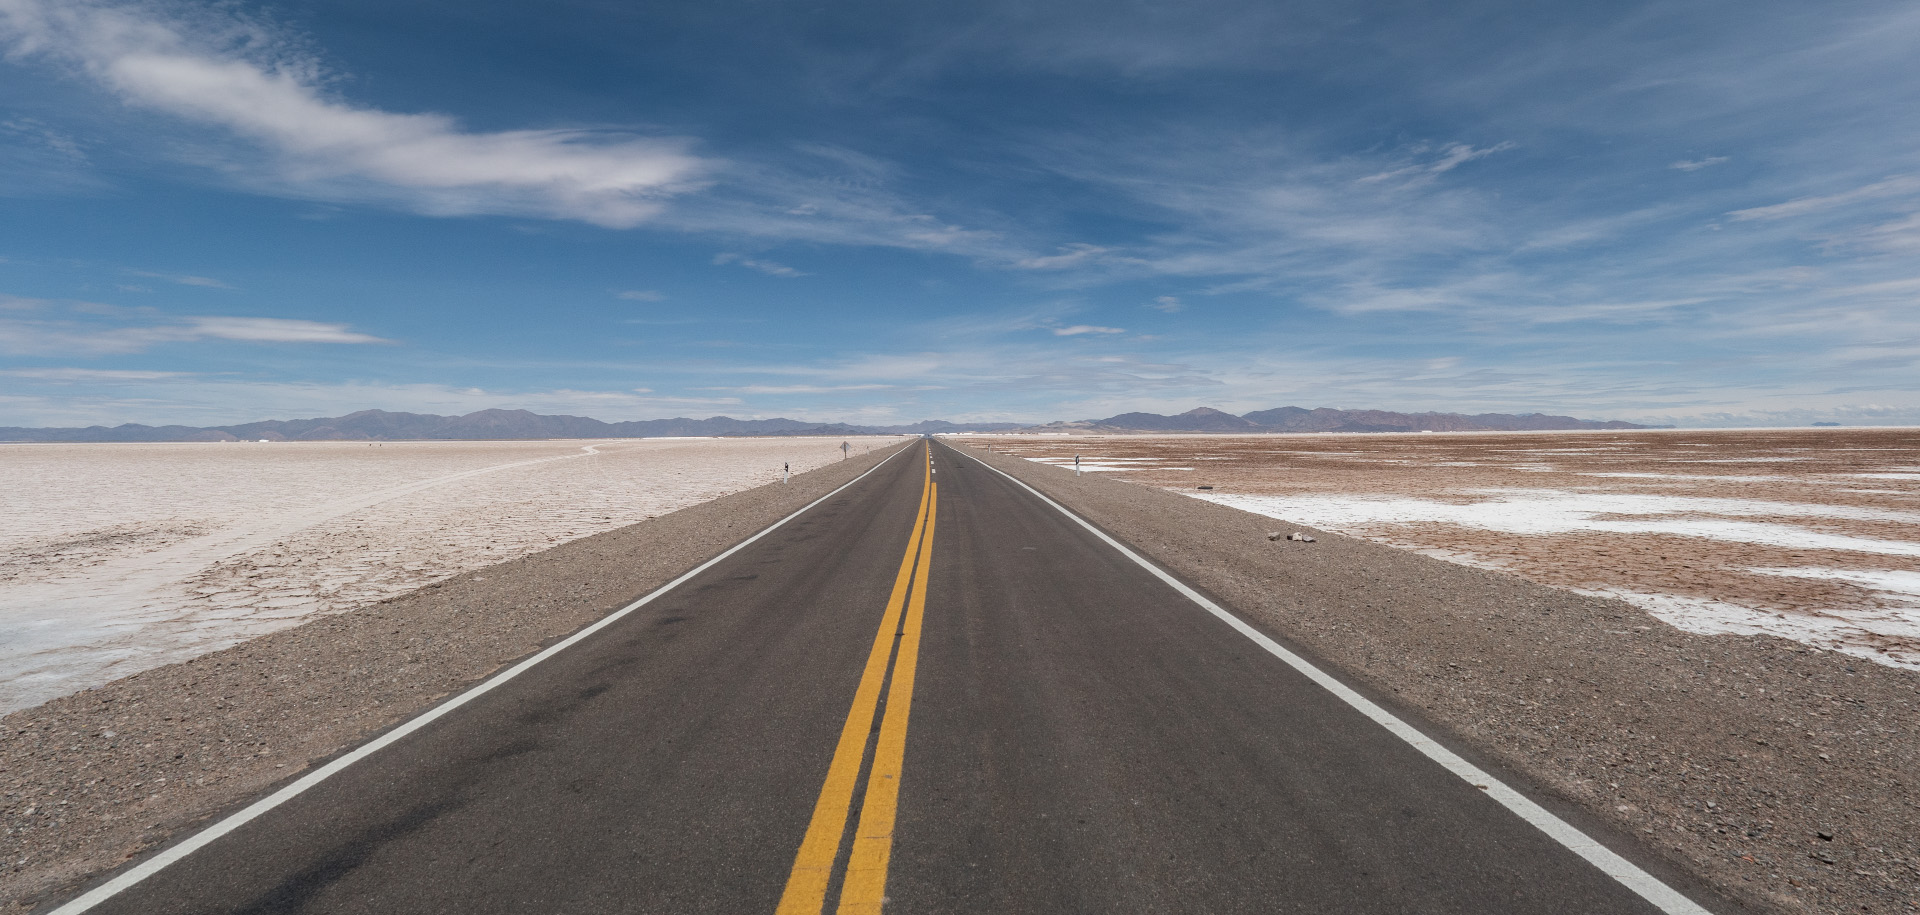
[62,440,1718,914]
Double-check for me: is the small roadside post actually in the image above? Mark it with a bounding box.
[1074,454,1081,476]
[783,461,790,484]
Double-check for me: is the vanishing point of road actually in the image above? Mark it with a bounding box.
[53,441,1728,914]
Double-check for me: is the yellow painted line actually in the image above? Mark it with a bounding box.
[776,446,933,915]
[836,477,935,914]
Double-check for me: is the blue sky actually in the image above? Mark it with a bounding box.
[2,0,1918,427]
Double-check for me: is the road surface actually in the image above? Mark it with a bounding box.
[56,441,1722,914]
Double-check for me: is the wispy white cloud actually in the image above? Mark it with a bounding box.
[1014,243,1108,270]
[1670,156,1729,171]
[712,383,901,394]
[0,303,390,355]
[0,0,706,226]
[1727,176,1920,222]
[0,367,190,381]
[659,143,1018,260]
[0,116,84,160]
[1016,131,1510,294]
[1826,212,1920,254]
[1052,324,1125,336]
[615,289,665,301]
[129,269,231,288]
[712,252,805,277]
[1359,142,1515,184]
[183,316,386,344]
[0,114,101,193]
[1146,295,1184,312]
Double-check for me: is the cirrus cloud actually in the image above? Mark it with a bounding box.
[180,316,387,344]
[712,252,806,277]
[0,302,391,355]
[0,0,708,227]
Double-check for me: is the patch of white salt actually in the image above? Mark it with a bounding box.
[1603,589,1920,671]
[0,437,905,713]
[1188,487,1920,668]
[1749,567,1920,598]
[1193,490,1920,555]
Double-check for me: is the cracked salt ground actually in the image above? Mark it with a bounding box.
[0,437,905,714]
[976,427,1920,670]
[1192,489,1920,668]
[1199,490,1920,556]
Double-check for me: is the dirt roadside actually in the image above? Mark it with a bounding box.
[962,443,1919,915]
[0,443,909,913]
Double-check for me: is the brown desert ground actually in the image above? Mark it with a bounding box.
[974,428,1920,669]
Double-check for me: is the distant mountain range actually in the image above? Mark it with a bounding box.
[0,409,1029,442]
[0,405,1656,442]
[1038,406,1657,434]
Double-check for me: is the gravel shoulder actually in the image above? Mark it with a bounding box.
[965,445,1918,915]
[0,444,907,913]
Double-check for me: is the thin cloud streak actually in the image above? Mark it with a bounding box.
[0,0,708,226]
[1358,141,1515,184]
[129,269,232,288]
[0,308,390,355]
[1670,156,1729,172]
[1728,176,1920,222]
[712,252,805,277]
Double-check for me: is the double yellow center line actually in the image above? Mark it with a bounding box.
[776,444,938,915]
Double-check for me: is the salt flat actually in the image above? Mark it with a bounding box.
[974,428,1920,669]
[0,437,904,713]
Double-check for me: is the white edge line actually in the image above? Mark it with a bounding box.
[50,443,914,915]
[950,444,1713,915]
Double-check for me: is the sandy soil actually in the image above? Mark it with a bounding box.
[0,437,904,714]
[970,429,1920,670]
[960,446,1920,915]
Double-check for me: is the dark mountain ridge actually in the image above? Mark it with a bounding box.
[0,405,1655,442]
[1041,406,1656,434]
[1232,406,1652,433]
[0,409,1032,442]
